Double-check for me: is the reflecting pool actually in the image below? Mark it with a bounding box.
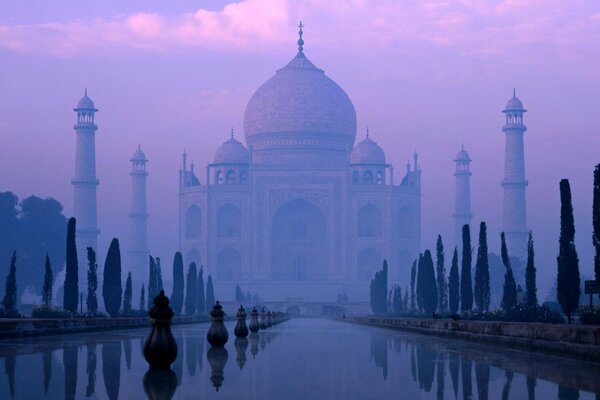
[0,318,599,399]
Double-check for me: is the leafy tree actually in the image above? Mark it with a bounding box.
[1,252,18,316]
[42,254,53,307]
[139,284,146,311]
[436,235,448,312]
[500,232,517,310]
[410,259,417,311]
[0,193,19,288]
[460,224,473,311]
[122,272,132,313]
[557,179,581,323]
[419,250,438,315]
[64,217,79,313]
[474,222,491,311]
[448,247,460,314]
[86,247,98,314]
[525,232,538,307]
[170,252,184,314]
[185,263,197,315]
[370,260,388,315]
[593,165,600,283]
[206,275,215,311]
[102,238,122,317]
[196,266,206,315]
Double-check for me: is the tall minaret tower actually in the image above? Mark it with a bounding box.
[72,89,100,279]
[453,145,473,248]
[128,146,149,286]
[501,90,528,261]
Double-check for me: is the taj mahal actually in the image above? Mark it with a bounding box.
[70,25,530,303]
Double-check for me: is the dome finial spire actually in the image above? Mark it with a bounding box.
[297,21,304,53]
[513,87,516,98]
[231,126,234,139]
[366,126,370,138]
[84,87,88,97]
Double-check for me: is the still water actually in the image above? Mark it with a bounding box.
[0,318,598,399]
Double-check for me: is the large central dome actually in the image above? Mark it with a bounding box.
[243,39,357,166]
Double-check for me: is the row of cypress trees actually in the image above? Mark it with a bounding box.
[169,251,215,316]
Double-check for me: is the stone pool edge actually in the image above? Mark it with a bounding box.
[0,316,211,340]
[346,316,600,363]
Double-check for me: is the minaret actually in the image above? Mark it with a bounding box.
[72,89,99,280]
[453,145,473,248]
[128,146,149,286]
[501,90,528,261]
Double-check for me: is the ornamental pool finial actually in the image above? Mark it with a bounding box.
[297,21,304,53]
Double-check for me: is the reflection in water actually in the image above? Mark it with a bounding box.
[172,336,183,386]
[449,353,460,398]
[558,385,580,400]
[249,333,259,358]
[475,362,490,400]
[197,334,204,371]
[185,333,198,377]
[207,346,229,391]
[436,353,445,400]
[416,346,435,392]
[5,354,16,399]
[143,367,178,400]
[102,342,122,400]
[63,346,77,400]
[370,334,388,380]
[527,376,537,400]
[235,337,249,370]
[461,359,472,400]
[42,351,52,395]
[501,370,513,400]
[85,344,97,397]
[124,338,132,370]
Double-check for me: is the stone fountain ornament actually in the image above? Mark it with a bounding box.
[234,305,249,338]
[143,290,178,369]
[249,307,260,333]
[207,301,229,346]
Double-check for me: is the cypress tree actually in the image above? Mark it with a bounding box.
[416,254,424,312]
[500,232,517,310]
[86,247,98,314]
[122,272,132,313]
[391,286,403,314]
[1,252,18,316]
[593,165,600,283]
[410,259,417,311]
[42,254,53,307]
[171,252,184,314]
[139,284,145,311]
[156,257,163,291]
[525,232,538,307]
[147,256,157,309]
[460,224,473,311]
[474,222,491,311]
[63,217,78,313]
[185,263,197,315]
[370,260,389,315]
[102,238,122,317]
[436,235,448,312]
[196,266,206,315]
[448,247,460,315]
[420,250,438,315]
[206,275,215,311]
[557,179,581,323]
[403,287,409,311]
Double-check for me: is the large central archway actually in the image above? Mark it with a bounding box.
[270,199,327,281]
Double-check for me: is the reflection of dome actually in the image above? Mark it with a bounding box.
[131,147,147,162]
[504,90,524,111]
[214,135,249,164]
[350,135,386,164]
[243,43,357,163]
[75,89,97,111]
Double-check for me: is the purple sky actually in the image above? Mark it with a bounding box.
[1,0,600,296]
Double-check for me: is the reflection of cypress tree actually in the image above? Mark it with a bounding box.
[102,342,122,400]
[186,333,198,377]
[416,346,436,392]
[63,346,77,400]
[369,335,388,380]
[410,345,417,383]
[475,362,490,400]
[501,370,513,400]
[448,354,459,398]
[5,355,16,399]
[526,376,536,400]
[172,336,183,386]
[42,351,52,395]
[557,385,579,400]
[85,344,97,397]
[436,353,445,400]
[197,332,205,371]
[460,359,472,400]
[123,339,132,370]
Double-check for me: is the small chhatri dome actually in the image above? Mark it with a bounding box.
[214,130,249,164]
[131,145,147,162]
[504,89,525,112]
[350,130,386,165]
[455,145,470,162]
[75,88,97,111]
